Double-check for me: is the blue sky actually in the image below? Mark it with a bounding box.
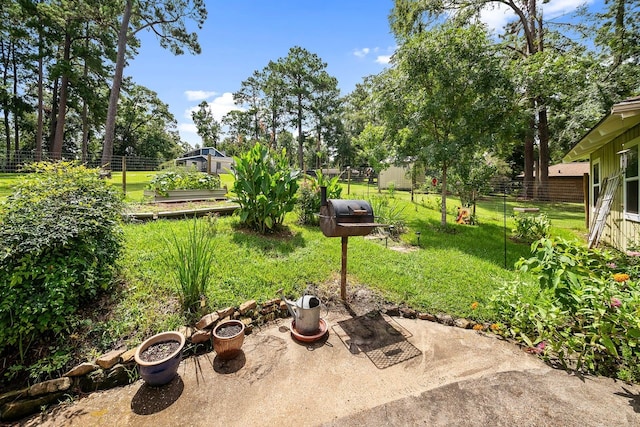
[125,0,597,148]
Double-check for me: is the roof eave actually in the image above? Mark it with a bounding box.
[563,100,640,162]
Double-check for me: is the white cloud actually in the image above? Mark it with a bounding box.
[479,3,513,33]
[376,55,391,65]
[354,48,370,58]
[478,0,592,33]
[184,90,217,101]
[183,92,240,122]
[177,123,198,134]
[544,0,593,19]
[178,92,244,147]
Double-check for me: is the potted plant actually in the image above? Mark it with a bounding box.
[212,320,245,360]
[134,331,186,386]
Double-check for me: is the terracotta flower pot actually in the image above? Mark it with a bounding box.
[134,331,185,386]
[212,320,245,360]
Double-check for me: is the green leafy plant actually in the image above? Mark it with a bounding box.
[0,162,123,361]
[232,142,299,233]
[491,237,640,381]
[512,213,550,242]
[147,167,221,196]
[165,218,217,317]
[368,195,407,237]
[387,182,396,198]
[296,169,342,225]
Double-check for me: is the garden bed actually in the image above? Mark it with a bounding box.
[124,200,239,220]
[143,188,228,202]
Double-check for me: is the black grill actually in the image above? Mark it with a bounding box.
[319,187,382,237]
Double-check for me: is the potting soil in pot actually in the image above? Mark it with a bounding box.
[139,340,181,363]
[217,324,242,337]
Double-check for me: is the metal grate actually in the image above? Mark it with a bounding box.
[332,311,421,369]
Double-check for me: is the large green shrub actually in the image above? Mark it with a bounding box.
[232,143,299,233]
[0,162,124,359]
[490,238,640,381]
[147,167,221,196]
[296,169,342,225]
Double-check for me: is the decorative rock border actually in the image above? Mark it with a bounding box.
[0,299,487,422]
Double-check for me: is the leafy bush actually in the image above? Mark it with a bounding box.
[165,218,216,317]
[296,169,342,225]
[0,162,123,360]
[512,213,550,242]
[147,167,221,196]
[232,143,299,233]
[490,238,640,381]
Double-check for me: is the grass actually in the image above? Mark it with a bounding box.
[0,171,591,388]
[112,183,587,342]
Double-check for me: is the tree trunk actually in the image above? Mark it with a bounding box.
[537,104,550,200]
[52,31,72,160]
[81,23,89,163]
[102,0,132,171]
[48,76,59,153]
[1,40,10,170]
[36,31,44,162]
[441,162,448,226]
[316,124,321,169]
[523,98,535,199]
[270,108,277,149]
[11,42,19,156]
[297,93,303,171]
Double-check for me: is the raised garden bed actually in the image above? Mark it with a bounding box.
[143,188,228,202]
[124,200,238,221]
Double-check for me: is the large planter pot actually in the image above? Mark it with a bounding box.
[134,331,186,386]
[212,320,245,360]
[143,189,227,202]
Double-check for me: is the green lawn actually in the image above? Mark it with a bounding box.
[107,181,588,349]
[0,170,590,376]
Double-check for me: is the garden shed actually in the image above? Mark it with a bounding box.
[378,163,425,191]
[563,96,640,251]
[175,147,233,174]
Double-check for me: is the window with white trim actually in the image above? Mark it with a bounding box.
[625,144,639,221]
[592,159,600,207]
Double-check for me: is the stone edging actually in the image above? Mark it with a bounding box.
[0,299,488,422]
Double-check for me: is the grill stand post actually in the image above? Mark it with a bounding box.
[341,236,348,300]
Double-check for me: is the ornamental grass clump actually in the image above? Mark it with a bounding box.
[490,237,640,382]
[165,218,216,317]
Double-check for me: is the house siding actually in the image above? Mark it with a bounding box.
[592,123,640,251]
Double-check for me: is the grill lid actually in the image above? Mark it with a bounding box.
[328,199,373,219]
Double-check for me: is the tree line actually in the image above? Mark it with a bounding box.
[2,0,639,209]
[0,0,205,171]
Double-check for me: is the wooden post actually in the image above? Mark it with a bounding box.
[583,172,589,229]
[341,236,348,300]
[207,154,212,174]
[122,156,126,195]
[347,167,351,196]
